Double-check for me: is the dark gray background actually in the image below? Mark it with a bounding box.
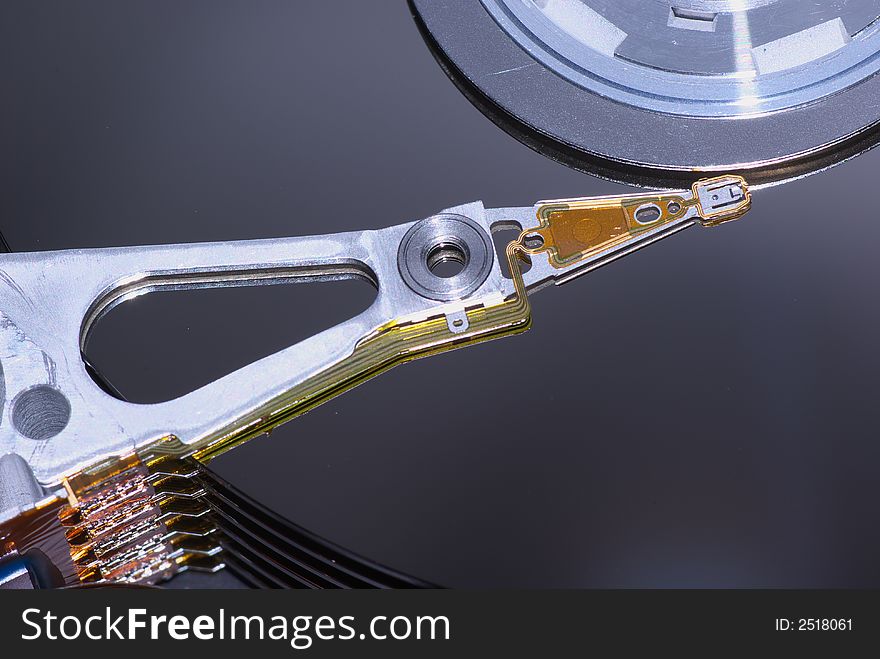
[2,1,879,587]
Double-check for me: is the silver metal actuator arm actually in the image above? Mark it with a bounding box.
[0,177,749,498]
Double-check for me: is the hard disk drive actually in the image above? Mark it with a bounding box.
[2,2,880,589]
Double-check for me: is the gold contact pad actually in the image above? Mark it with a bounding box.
[524,194,691,268]
[521,176,751,269]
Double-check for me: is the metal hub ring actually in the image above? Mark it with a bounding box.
[412,0,880,187]
[397,214,494,302]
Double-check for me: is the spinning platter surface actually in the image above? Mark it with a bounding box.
[413,0,880,186]
[2,1,880,588]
